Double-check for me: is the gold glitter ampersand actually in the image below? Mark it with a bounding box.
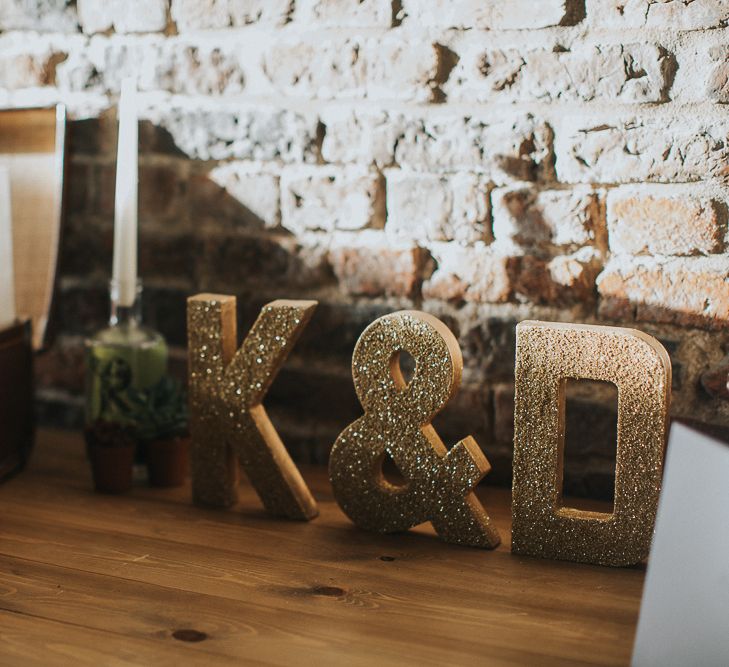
[187,294,318,521]
[329,311,501,549]
[512,321,671,567]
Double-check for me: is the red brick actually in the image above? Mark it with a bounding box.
[598,257,729,329]
[608,190,725,256]
[329,232,427,298]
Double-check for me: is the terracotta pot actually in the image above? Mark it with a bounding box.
[90,443,135,494]
[147,435,189,487]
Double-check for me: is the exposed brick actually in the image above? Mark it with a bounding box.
[447,43,675,104]
[293,0,392,27]
[322,109,554,182]
[401,0,583,29]
[556,115,729,184]
[329,231,426,298]
[138,232,195,286]
[587,0,729,29]
[199,162,280,230]
[171,0,291,30]
[55,282,109,337]
[141,286,190,347]
[423,244,513,304]
[429,244,602,308]
[139,163,187,223]
[0,51,61,90]
[78,0,168,34]
[598,256,729,329]
[386,171,490,245]
[707,46,729,103]
[34,337,86,394]
[263,35,440,102]
[511,248,602,306]
[319,108,401,168]
[607,189,725,256]
[433,383,493,457]
[66,113,118,159]
[57,215,109,279]
[58,38,245,96]
[0,0,78,32]
[492,187,603,250]
[281,166,385,234]
[147,104,318,162]
[395,114,554,181]
[293,299,397,363]
[196,231,331,294]
[456,311,519,379]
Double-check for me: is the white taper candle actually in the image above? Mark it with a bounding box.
[112,77,139,308]
[0,165,16,330]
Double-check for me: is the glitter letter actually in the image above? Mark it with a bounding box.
[329,311,500,548]
[512,321,671,566]
[187,294,318,520]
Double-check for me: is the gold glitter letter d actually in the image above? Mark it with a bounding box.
[512,321,671,566]
[187,294,318,520]
[329,311,500,549]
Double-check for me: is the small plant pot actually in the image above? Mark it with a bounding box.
[147,435,189,487]
[89,443,135,494]
[85,421,136,494]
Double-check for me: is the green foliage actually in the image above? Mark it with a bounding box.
[132,376,189,442]
[95,375,189,442]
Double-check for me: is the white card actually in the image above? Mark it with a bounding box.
[632,422,729,666]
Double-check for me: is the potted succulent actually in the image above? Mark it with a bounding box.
[85,420,136,494]
[135,377,190,487]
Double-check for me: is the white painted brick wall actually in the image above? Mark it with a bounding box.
[1,0,728,333]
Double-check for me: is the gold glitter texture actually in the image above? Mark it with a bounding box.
[329,311,501,549]
[512,321,671,567]
[187,294,318,521]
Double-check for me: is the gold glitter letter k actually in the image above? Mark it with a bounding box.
[187,294,318,520]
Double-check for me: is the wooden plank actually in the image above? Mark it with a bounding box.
[0,432,644,665]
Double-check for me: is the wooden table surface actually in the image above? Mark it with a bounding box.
[0,431,645,666]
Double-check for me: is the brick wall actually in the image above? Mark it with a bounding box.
[5,0,729,498]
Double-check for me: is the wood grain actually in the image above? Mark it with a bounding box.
[0,431,645,666]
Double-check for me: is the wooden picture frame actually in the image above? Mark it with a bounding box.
[0,105,66,350]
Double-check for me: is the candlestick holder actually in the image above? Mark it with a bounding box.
[85,280,168,460]
[0,318,34,481]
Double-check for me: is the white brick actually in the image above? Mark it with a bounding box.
[394,113,554,182]
[322,109,554,182]
[707,46,729,103]
[401,0,580,29]
[293,0,392,27]
[79,0,167,34]
[0,0,78,32]
[447,43,675,104]
[587,0,729,29]
[606,187,724,256]
[263,35,439,102]
[386,171,490,245]
[555,115,729,184]
[320,108,402,167]
[423,243,513,304]
[112,0,168,33]
[281,166,385,233]
[208,163,280,229]
[57,37,245,96]
[146,103,318,162]
[171,0,290,30]
[492,187,602,249]
[0,35,65,89]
